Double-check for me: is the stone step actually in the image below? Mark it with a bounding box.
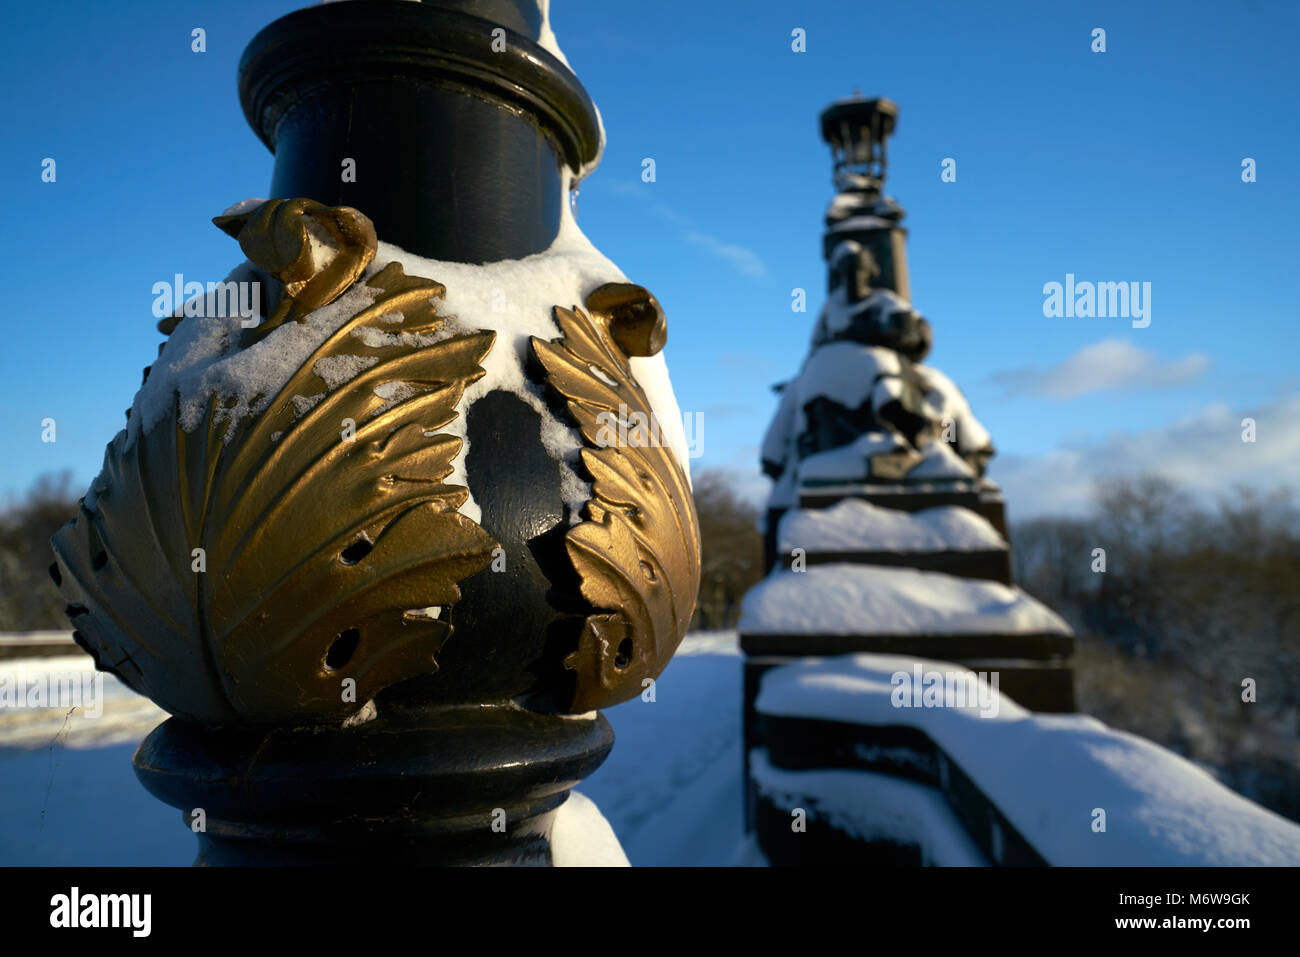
[740,630,1075,663]
[775,498,1011,583]
[796,487,1008,537]
[780,548,1012,584]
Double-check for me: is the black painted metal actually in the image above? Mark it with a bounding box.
[779,548,1013,584]
[741,657,776,832]
[380,390,589,711]
[755,796,924,866]
[765,718,938,780]
[762,506,785,575]
[135,705,614,866]
[238,0,601,263]
[741,631,1076,661]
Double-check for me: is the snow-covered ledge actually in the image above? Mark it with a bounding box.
[777,500,1007,556]
[755,655,1300,866]
[739,564,1069,637]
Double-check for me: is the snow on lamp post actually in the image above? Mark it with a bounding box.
[48,0,699,866]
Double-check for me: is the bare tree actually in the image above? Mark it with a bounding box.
[0,471,82,631]
[1011,474,1300,821]
[690,469,765,630]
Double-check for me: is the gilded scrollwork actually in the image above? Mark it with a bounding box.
[531,283,701,711]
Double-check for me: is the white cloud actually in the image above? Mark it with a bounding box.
[603,181,766,279]
[990,339,1208,399]
[989,393,1300,518]
[683,231,766,278]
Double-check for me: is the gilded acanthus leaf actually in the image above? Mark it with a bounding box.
[211,197,378,342]
[52,205,497,724]
[530,287,701,711]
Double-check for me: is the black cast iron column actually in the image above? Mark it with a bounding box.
[241,0,600,262]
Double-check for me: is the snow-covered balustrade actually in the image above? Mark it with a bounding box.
[751,655,1300,866]
[737,563,1077,832]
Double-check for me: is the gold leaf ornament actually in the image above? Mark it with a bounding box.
[531,283,702,711]
[213,197,378,341]
[51,201,498,724]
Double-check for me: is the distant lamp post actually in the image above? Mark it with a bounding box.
[49,0,700,866]
[820,95,897,196]
[817,96,911,303]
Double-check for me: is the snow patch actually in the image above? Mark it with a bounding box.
[739,564,1070,635]
[550,790,630,867]
[219,197,267,217]
[909,438,977,479]
[778,500,1007,554]
[797,433,903,483]
[314,353,377,390]
[126,261,380,447]
[917,364,992,455]
[536,0,606,186]
[796,340,902,410]
[535,0,570,69]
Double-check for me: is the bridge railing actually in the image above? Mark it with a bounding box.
[748,653,1300,866]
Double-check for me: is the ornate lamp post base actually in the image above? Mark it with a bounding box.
[135,704,614,866]
[50,0,700,868]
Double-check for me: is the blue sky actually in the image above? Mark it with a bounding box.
[2,0,1297,517]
